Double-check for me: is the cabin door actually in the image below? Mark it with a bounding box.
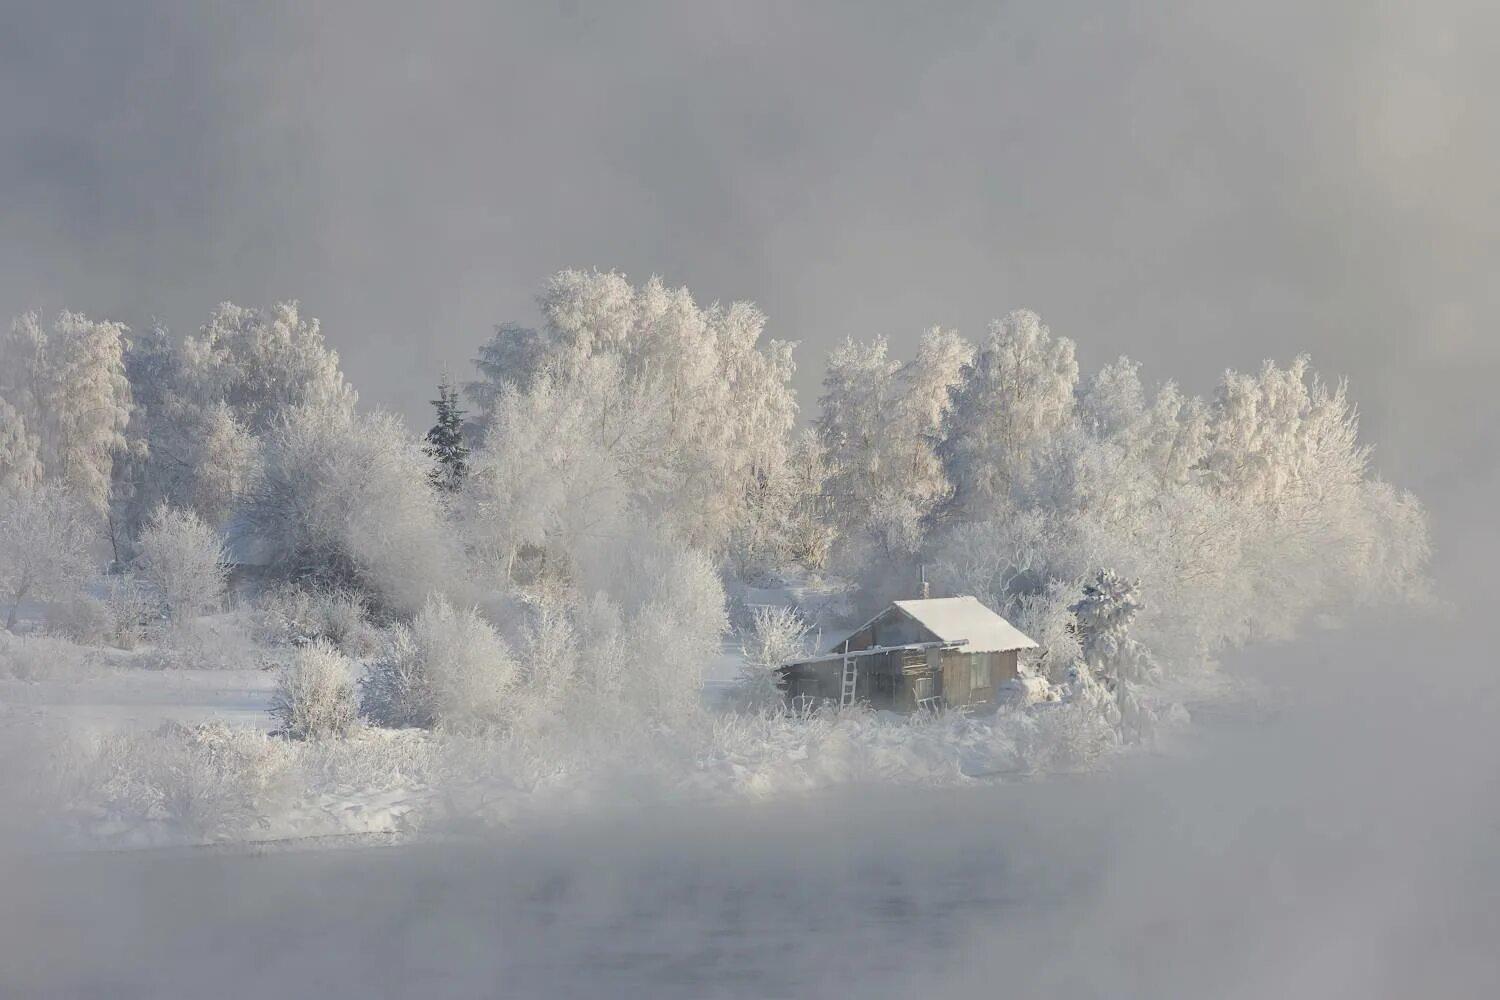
[926,648,944,700]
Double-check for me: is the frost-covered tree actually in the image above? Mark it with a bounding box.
[927,510,1057,612]
[238,402,454,613]
[727,429,840,577]
[816,327,971,603]
[0,399,41,497]
[111,323,260,541]
[0,311,132,512]
[891,327,972,506]
[465,271,797,561]
[909,314,1424,683]
[1070,570,1159,686]
[114,301,350,543]
[817,336,901,532]
[940,310,1078,518]
[180,301,355,435]
[462,357,642,584]
[0,481,97,630]
[463,322,543,441]
[820,328,968,524]
[134,505,228,623]
[778,429,838,570]
[423,377,469,493]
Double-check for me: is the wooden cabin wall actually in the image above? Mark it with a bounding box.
[935,649,1023,709]
[782,638,1023,712]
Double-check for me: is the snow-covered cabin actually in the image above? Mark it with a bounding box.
[778,596,1037,713]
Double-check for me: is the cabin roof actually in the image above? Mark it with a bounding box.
[890,596,1038,653]
[823,595,1038,655]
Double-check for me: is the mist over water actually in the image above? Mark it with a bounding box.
[4,603,1494,999]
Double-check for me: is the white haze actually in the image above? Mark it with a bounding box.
[3,613,1495,998]
[2,1,1498,997]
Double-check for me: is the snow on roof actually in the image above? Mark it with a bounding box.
[889,596,1038,653]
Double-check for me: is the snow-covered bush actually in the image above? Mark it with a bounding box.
[253,584,380,657]
[102,573,158,650]
[1011,579,1084,684]
[360,626,435,729]
[138,613,266,672]
[602,534,728,722]
[733,605,811,710]
[361,596,518,732]
[270,641,358,740]
[143,723,295,840]
[0,630,100,681]
[1012,684,1121,773]
[46,592,114,647]
[134,505,227,622]
[56,722,295,843]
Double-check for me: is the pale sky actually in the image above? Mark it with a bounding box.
[3,0,1495,571]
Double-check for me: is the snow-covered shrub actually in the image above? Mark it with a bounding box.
[0,630,100,681]
[307,589,379,657]
[101,573,158,649]
[996,675,1057,708]
[613,542,728,722]
[270,641,358,740]
[1012,683,1121,773]
[46,592,114,647]
[134,504,227,622]
[252,584,380,657]
[360,626,434,729]
[733,605,811,710]
[60,722,295,843]
[137,613,266,671]
[362,596,518,732]
[147,723,295,840]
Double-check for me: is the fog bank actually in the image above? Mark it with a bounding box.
[3,603,1494,999]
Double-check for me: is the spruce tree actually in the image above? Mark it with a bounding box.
[424,377,469,492]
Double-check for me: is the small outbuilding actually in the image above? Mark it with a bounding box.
[778,596,1037,713]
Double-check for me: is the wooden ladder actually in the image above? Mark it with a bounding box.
[839,653,858,707]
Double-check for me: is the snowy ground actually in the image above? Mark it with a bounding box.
[0,668,277,732]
